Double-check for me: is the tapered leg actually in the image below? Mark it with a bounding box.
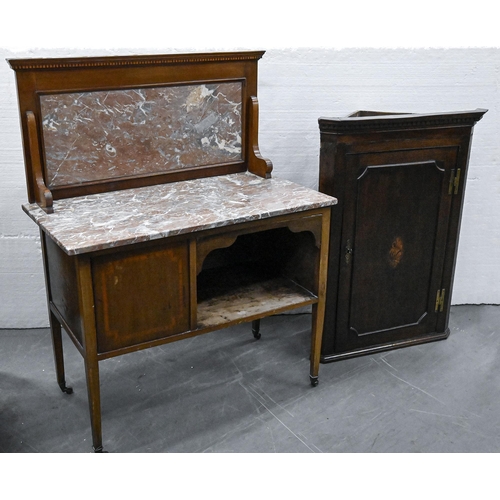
[309,303,322,387]
[49,311,73,394]
[84,352,104,452]
[76,255,105,452]
[252,319,261,339]
[40,231,72,395]
[309,207,330,387]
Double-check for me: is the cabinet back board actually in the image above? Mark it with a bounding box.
[8,51,271,209]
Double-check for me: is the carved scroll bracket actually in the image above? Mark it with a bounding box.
[26,111,53,213]
[247,96,273,179]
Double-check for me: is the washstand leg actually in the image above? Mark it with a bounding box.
[252,319,261,339]
[84,353,105,453]
[309,303,322,387]
[76,256,106,452]
[49,311,73,394]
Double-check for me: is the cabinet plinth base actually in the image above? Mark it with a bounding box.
[320,329,450,363]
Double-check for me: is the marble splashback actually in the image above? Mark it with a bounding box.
[23,172,337,255]
[40,81,243,187]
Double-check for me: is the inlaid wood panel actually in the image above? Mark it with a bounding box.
[335,148,457,352]
[92,241,190,353]
[347,159,447,336]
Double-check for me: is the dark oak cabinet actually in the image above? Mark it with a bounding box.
[318,109,487,361]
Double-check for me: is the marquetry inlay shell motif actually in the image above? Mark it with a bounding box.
[40,81,243,187]
[389,236,404,268]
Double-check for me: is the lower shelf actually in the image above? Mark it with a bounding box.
[197,269,317,329]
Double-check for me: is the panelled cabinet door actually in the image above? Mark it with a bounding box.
[92,240,190,354]
[335,148,457,353]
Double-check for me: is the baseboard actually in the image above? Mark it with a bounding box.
[320,329,450,363]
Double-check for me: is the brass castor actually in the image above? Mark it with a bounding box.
[59,383,73,395]
[252,319,261,340]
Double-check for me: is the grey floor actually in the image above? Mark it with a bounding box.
[1,304,499,453]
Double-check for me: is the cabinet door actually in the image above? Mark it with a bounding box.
[92,240,190,353]
[335,147,458,353]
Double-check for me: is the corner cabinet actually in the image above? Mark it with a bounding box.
[318,109,487,362]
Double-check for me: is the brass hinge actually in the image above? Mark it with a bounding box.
[448,168,461,195]
[435,289,446,313]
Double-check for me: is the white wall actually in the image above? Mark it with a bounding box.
[1,46,498,328]
[1,3,499,328]
[256,48,500,307]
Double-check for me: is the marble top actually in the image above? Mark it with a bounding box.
[23,172,337,255]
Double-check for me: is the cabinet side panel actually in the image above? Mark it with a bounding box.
[319,140,345,355]
[44,235,83,345]
[92,241,190,353]
[437,133,475,332]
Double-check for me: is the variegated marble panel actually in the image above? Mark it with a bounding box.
[40,82,243,187]
[23,172,337,255]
